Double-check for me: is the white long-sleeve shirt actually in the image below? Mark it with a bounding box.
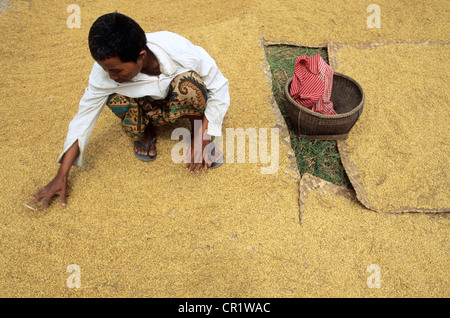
[58,31,230,167]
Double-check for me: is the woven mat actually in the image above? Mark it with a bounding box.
[298,173,449,297]
[328,41,450,213]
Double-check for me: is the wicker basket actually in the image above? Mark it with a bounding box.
[284,72,364,140]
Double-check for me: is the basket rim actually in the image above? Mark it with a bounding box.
[284,72,365,119]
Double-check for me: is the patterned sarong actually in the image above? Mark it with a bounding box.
[106,71,208,140]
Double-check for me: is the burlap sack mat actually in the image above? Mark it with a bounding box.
[328,40,450,213]
[298,173,355,223]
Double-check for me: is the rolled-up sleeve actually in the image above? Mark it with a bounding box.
[57,86,108,167]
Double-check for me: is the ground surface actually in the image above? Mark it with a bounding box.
[0,0,448,298]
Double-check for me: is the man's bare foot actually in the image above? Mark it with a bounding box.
[134,124,157,160]
[205,141,223,169]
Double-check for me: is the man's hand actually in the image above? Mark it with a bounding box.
[31,140,79,211]
[185,136,217,173]
[184,115,223,173]
[184,115,221,173]
[33,175,68,210]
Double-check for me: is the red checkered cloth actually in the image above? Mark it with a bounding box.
[290,53,336,115]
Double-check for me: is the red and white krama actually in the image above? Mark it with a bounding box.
[290,53,336,115]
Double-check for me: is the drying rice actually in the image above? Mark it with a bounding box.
[0,0,447,298]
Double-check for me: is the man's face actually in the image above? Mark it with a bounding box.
[97,55,143,83]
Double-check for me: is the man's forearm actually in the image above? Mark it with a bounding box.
[57,140,80,180]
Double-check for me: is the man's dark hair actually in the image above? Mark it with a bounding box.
[88,12,147,62]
